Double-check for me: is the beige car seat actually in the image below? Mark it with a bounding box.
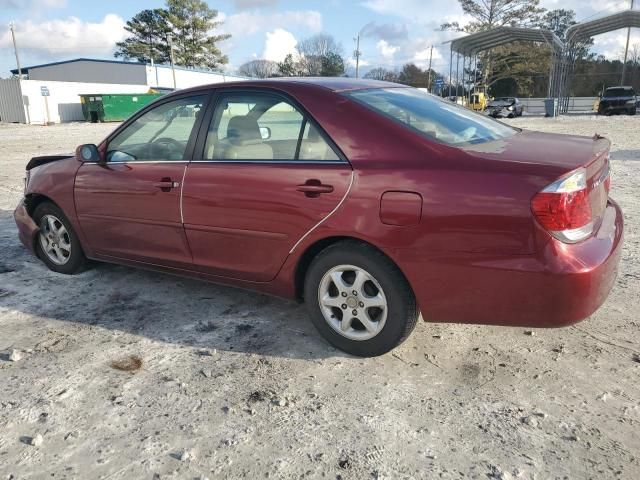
[219,116,273,160]
[299,124,333,161]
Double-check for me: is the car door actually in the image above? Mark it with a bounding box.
[74,94,208,268]
[181,89,353,282]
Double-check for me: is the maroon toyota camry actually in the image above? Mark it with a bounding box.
[14,78,623,357]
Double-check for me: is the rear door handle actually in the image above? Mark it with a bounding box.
[153,178,180,191]
[297,182,334,197]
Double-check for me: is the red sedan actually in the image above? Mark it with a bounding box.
[14,79,623,357]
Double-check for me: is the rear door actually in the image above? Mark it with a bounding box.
[74,94,207,268]
[181,89,352,282]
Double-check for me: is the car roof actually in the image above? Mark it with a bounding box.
[176,77,404,96]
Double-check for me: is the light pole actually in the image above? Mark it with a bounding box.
[168,35,177,89]
[621,0,635,85]
[427,45,433,92]
[9,21,22,80]
[354,35,362,78]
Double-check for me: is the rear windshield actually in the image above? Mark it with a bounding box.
[345,88,517,146]
[605,88,635,97]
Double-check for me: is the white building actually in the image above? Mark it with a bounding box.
[0,58,247,124]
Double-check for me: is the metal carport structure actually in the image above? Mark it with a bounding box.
[558,9,640,113]
[447,27,564,110]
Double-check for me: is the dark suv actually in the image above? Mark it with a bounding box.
[598,87,637,116]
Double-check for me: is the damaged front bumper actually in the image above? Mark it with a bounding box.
[14,199,39,254]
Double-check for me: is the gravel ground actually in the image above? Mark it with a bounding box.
[0,116,639,480]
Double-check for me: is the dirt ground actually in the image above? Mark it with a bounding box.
[0,116,639,480]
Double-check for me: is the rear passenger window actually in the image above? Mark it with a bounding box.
[299,122,340,161]
[203,92,340,162]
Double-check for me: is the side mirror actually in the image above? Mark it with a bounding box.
[259,126,271,140]
[76,144,101,163]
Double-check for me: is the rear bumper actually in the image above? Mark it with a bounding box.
[395,200,624,328]
[14,199,39,254]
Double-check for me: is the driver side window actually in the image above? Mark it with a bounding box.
[107,95,205,162]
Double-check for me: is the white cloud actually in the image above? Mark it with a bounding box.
[223,10,322,37]
[0,14,126,56]
[232,0,279,9]
[262,28,298,62]
[376,40,399,60]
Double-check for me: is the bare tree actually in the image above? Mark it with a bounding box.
[296,34,344,76]
[238,59,279,78]
[364,67,399,82]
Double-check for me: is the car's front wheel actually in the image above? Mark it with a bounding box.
[304,241,418,357]
[33,202,88,275]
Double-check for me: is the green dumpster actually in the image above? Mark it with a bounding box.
[80,93,163,123]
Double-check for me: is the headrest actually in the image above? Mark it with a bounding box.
[306,125,322,142]
[227,116,262,145]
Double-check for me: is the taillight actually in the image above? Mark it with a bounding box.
[531,168,594,243]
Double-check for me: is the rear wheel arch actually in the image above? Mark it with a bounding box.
[293,236,413,302]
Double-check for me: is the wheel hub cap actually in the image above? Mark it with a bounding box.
[38,214,71,266]
[318,265,388,341]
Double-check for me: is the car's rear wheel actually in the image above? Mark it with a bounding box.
[304,241,418,357]
[629,108,637,116]
[33,202,88,275]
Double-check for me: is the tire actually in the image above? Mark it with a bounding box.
[33,202,88,275]
[304,240,418,357]
[630,108,636,116]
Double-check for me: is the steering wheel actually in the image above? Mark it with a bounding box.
[149,137,184,159]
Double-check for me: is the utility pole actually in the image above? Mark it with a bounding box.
[621,0,635,85]
[168,35,177,90]
[354,35,362,79]
[9,22,22,80]
[427,45,433,92]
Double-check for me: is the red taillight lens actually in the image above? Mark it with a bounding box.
[531,189,592,231]
[531,168,594,243]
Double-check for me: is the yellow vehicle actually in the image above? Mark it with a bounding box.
[469,91,490,111]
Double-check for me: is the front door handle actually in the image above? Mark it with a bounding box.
[297,180,334,198]
[153,178,180,192]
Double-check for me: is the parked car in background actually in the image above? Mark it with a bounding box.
[485,97,523,118]
[597,86,637,116]
[14,79,623,357]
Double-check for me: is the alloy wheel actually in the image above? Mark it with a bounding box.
[317,265,388,341]
[38,214,72,265]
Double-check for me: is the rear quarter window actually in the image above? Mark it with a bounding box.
[345,88,517,147]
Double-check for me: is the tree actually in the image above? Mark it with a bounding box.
[320,52,345,77]
[441,0,544,32]
[296,34,345,76]
[115,9,171,64]
[277,54,301,77]
[275,34,346,77]
[166,0,230,70]
[238,59,279,78]
[115,0,231,71]
[364,67,398,82]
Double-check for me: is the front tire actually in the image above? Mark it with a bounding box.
[33,202,87,275]
[304,241,418,357]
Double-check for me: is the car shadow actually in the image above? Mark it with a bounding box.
[0,209,344,360]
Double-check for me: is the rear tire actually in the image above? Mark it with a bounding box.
[629,108,637,116]
[304,241,418,357]
[33,202,88,275]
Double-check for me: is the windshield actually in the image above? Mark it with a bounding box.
[605,88,634,97]
[346,88,517,146]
